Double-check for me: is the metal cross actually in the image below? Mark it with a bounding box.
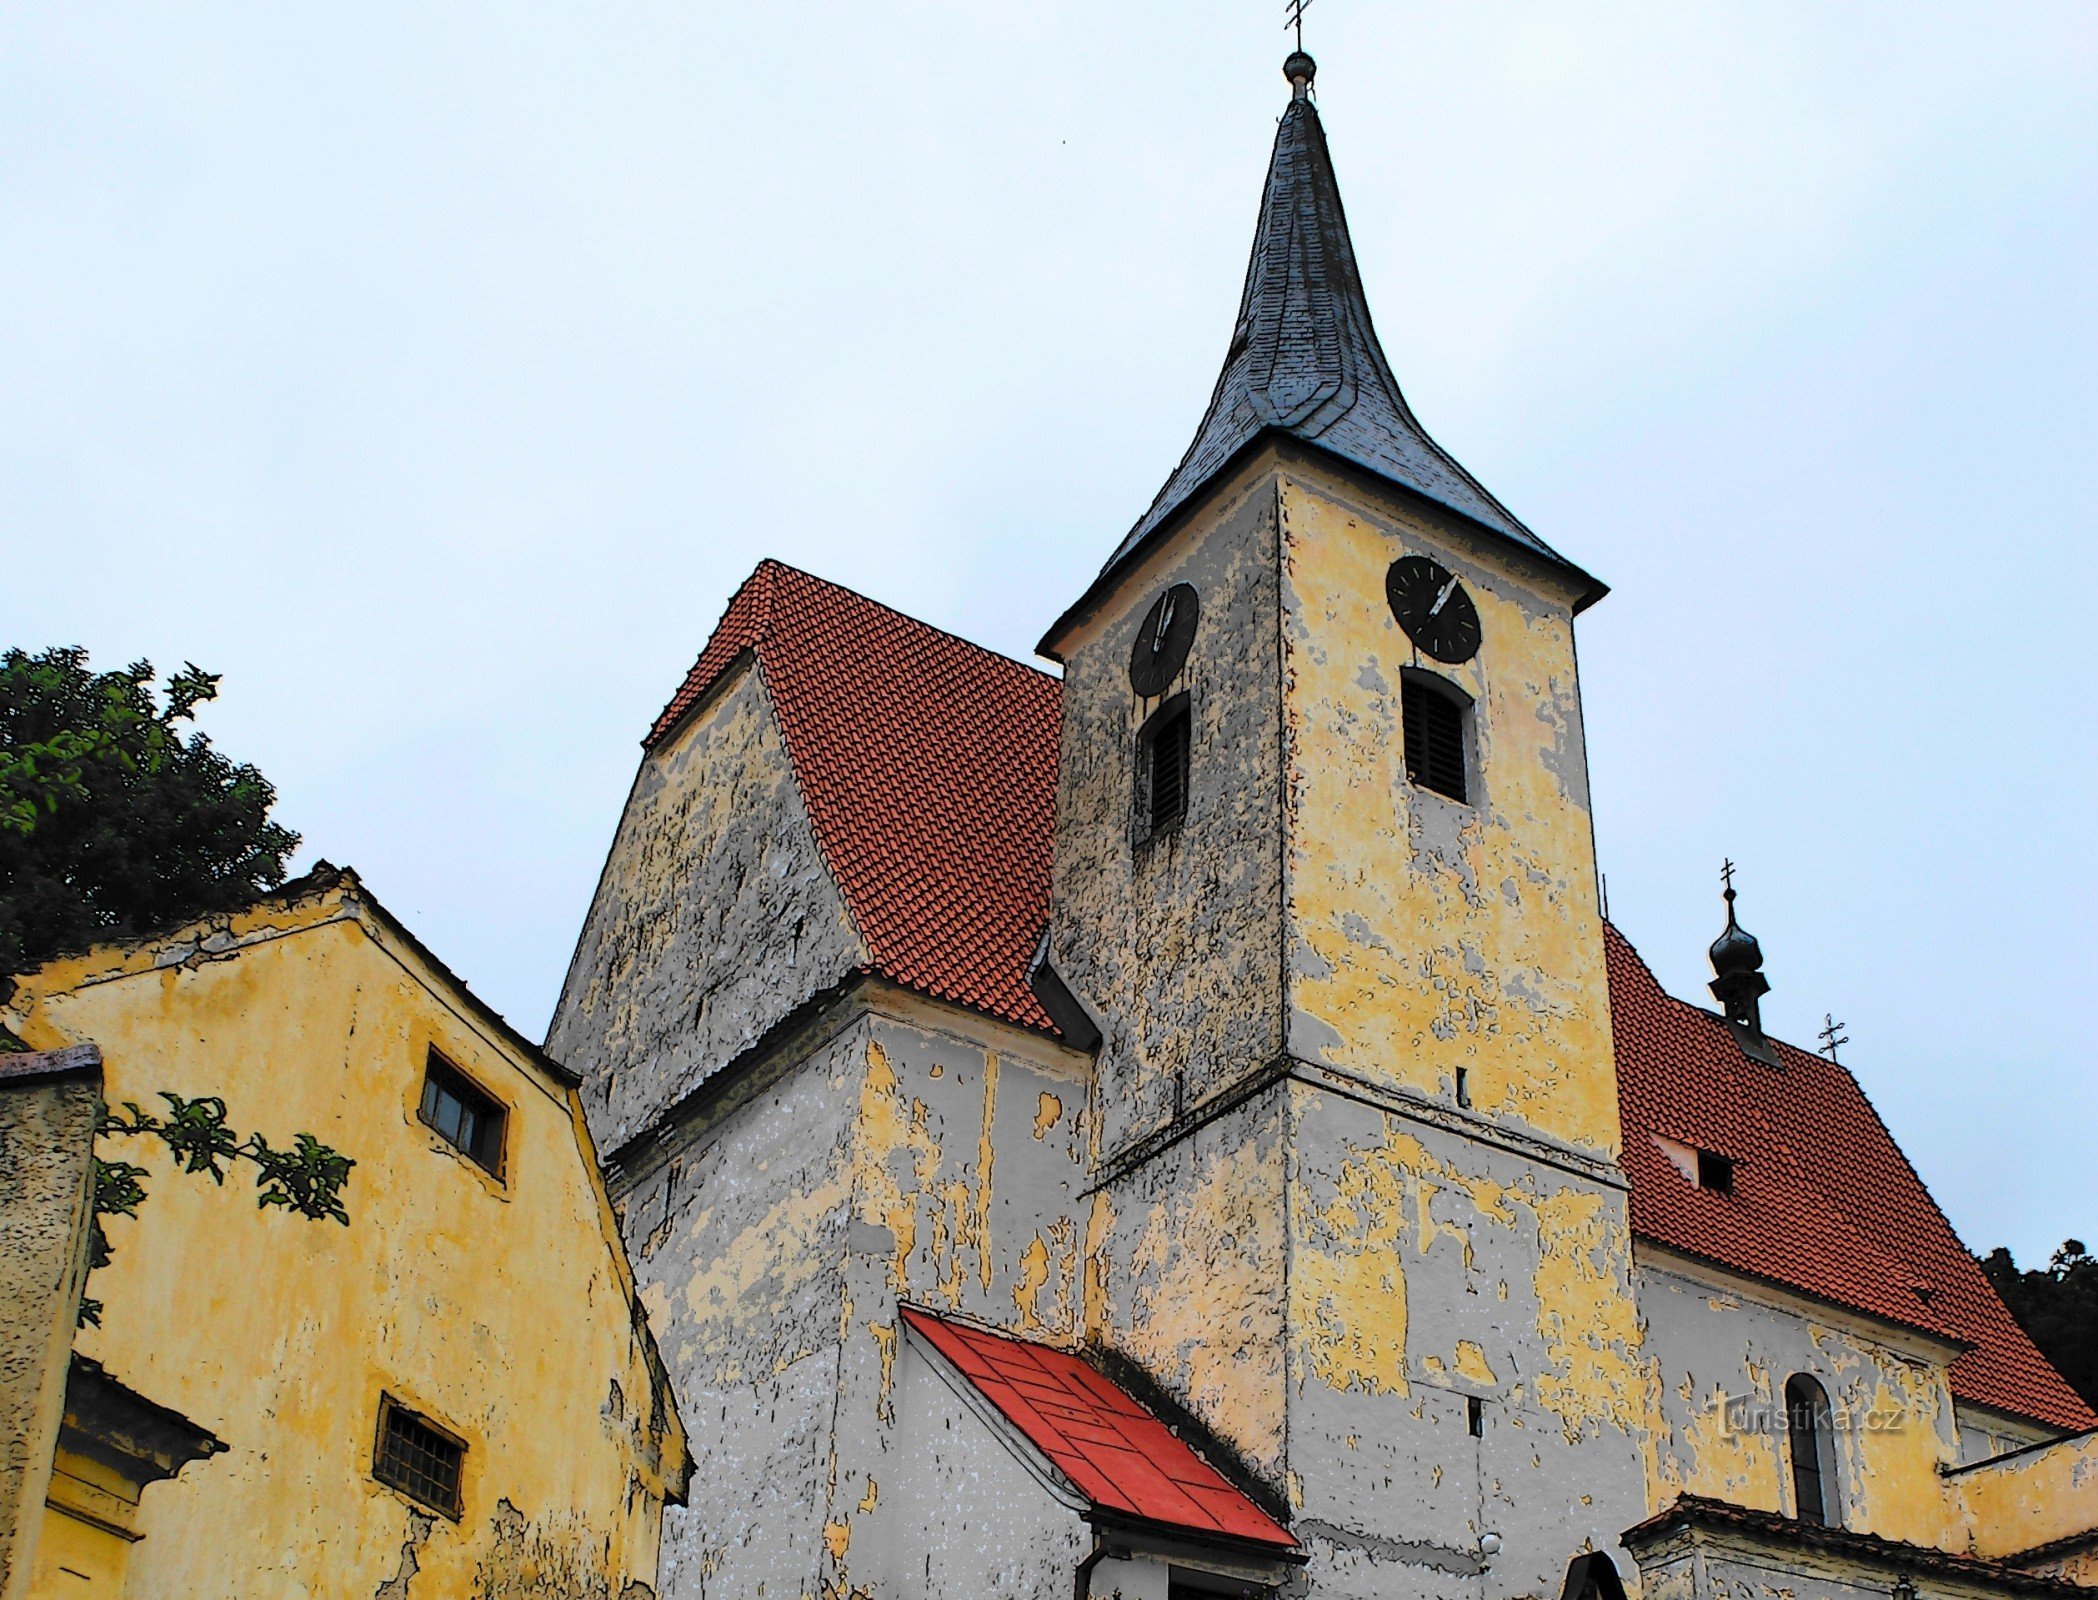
[1817,1014,1850,1064]
[1720,858,1737,895]
[1286,0,1315,51]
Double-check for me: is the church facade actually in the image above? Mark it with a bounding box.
[548,54,2097,1600]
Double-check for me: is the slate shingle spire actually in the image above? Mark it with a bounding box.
[1097,53,1596,600]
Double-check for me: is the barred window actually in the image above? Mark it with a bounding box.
[374,1395,465,1519]
[1402,676,1468,803]
[420,1052,506,1177]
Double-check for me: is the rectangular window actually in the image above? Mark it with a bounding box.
[419,1052,506,1177]
[1467,1395,1485,1437]
[374,1395,465,1519]
[1455,1067,1471,1109]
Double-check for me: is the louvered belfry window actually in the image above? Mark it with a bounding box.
[1142,698,1191,839]
[1402,677,1468,803]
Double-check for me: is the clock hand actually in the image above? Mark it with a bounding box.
[1429,575,1460,617]
[1154,594,1176,652]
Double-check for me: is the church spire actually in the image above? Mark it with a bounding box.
[1090,54,1599,605]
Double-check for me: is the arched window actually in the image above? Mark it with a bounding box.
[1401,673,1469,803]
[1785,1375,1836,1526]
[1138,694,1191,841]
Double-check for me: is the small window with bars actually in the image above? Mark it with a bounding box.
[1138,695,1192,841]
[374,1395,465,1519]
[419,1051,506,1177]
[1402,675,1468,803]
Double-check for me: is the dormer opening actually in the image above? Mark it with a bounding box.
[1401,672,1469,804]
[1654,1135,1736,1196]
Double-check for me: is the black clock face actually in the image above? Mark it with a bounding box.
[1386,556,1481,665]
[1128,583,1199,696]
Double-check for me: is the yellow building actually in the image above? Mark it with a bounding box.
[2,866,688,1598]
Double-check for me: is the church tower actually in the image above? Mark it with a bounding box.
[1038,54,1649,1600]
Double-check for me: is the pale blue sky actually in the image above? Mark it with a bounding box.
[5,4,2093,1264]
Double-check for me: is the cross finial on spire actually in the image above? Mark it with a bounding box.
[1286,0,1314,54]
[1817,1014,1850,1064]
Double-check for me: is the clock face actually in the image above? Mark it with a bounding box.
[1386,556,1482,665]
[1128,583,1199,696]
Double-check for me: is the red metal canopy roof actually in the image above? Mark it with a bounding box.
[901,1306,1297,1550]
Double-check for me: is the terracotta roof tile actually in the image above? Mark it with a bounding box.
[901,1307,1297,1550]
[647,562,1060,1034]
[1608,924,2095,1434]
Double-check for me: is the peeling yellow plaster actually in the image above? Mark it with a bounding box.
[1293,1133,1410,1397]
[1033,1092,1063,1140]
[1530,1186,1643,1443]
[1015,1235,1053,1331]
[1117,1135,1289,1472]
[1277,477,1620,1161]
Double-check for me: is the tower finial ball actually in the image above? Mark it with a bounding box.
[1284,50,1316,98]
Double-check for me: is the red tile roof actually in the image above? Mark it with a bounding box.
[900,1306,1297,1550]
[1609,925,2096,1433]
[649,561,2091,1434]
[647,561,1060,1034]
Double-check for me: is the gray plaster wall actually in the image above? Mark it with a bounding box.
[1284,1087,1648,1600]
[1047,467,1286,1156]
[617,999,1092,1600]
[1951,1406,2053,1468]
[819,1009,1093,1600]
[879,1333,1089,1600]
[1636,1256,1961,1532]
[618,1018,868,1600]
[0,1049,101,1600]
[548,658,865,1152]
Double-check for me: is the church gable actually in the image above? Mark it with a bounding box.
[551,637,867,1152]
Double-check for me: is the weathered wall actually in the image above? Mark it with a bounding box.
[4,890,676,1599]
[621,1015,866,1600]
[1952,1405,2056,1469]
[1285,1086,1648,1600]
[1085,1089,1293,1485]
[0,1049,101,1600]
[1630,1521,2042,1600]
[616,992,1092,1600]
[1952,1429,2098,1569]
[1637,1250,1964,1549]
[1046,458,1286,1154]
[882,1332,1089,1600]
[549,658,866,1153]
[1053,449,1649,1598]
[1276,467,1615,1162]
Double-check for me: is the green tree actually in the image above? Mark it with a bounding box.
[0,647,299,976]
[0,647,347,1318]
[1979,1239,2098,1411]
